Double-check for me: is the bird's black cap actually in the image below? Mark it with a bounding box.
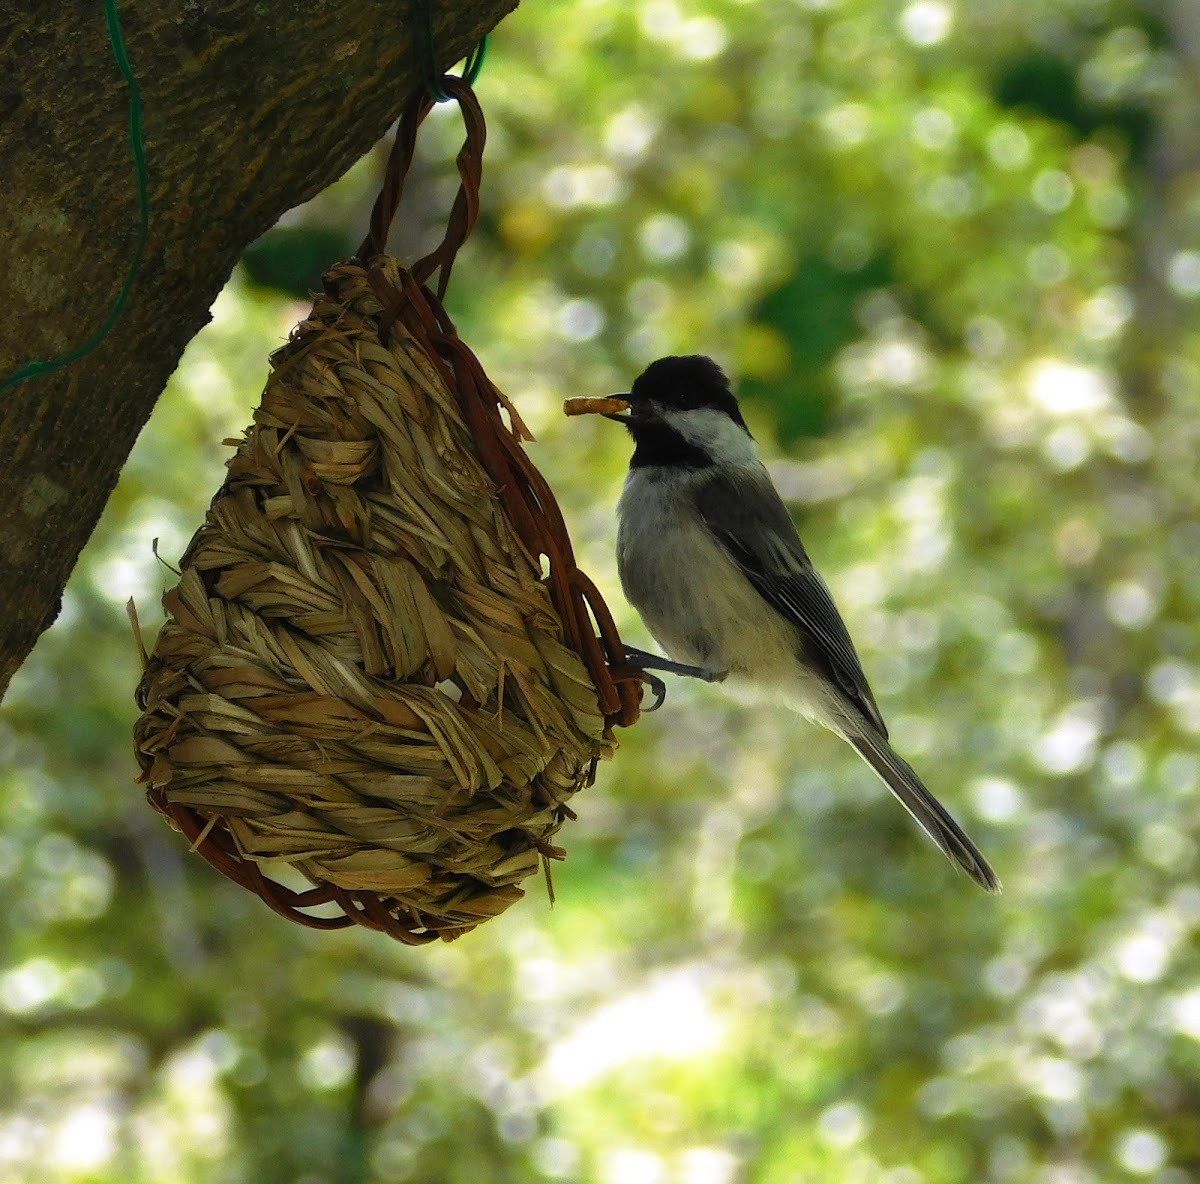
[628,355,748,430]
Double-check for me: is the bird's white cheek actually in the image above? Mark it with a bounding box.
[662,407,759,466]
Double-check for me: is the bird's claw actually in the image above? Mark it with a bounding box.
[639,670,667,711]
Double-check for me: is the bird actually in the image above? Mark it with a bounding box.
[590,354,999,891]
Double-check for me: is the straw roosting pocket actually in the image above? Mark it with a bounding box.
[133,79,641,943]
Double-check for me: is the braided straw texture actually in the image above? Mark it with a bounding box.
[134,256,633,943]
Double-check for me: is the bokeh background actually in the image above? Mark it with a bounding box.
[5,0,1200,1180]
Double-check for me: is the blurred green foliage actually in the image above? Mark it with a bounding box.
[4,0,1200,1181]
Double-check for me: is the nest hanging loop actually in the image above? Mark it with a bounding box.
[134,80,642,944]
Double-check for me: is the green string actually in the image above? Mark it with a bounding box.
[0,0,149,396]
[411,0,489,101]
[460,37,489,87]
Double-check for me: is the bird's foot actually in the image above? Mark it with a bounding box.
[622,647,728,698]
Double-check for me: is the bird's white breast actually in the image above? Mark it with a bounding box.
[615,459,854,729]
[616,465,799,683]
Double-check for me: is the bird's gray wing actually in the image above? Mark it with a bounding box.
[693,465,888,737]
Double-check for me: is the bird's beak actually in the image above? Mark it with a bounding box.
[562,395,632,424]
[603,394,633,424]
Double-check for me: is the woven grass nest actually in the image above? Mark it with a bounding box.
[133,238,641,942]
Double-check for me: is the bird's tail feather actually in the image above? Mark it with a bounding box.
[845,722,1001,893]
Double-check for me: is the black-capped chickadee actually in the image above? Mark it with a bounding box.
[593,354,999,892]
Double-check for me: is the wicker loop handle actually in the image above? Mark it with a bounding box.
[358,75,484,301]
